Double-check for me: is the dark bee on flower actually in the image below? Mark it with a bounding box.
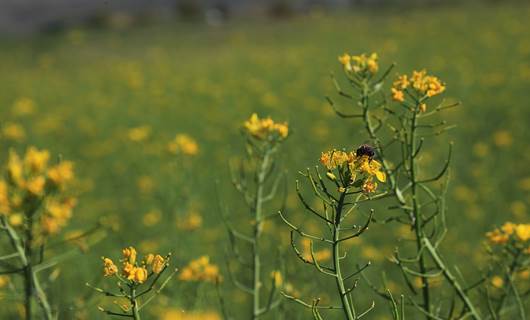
[356,144,376,159]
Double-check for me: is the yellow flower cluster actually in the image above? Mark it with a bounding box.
[391,70,446,105]
[319,147,386,192]
[177,210,203,231]
[0,147,75,234]
[168,133,199,156]
[486,222,530,253]
[42,198,77,235]
[243,113,288,141]
[128,125,151,142]
[102,246,168,284]
[338,53,379,74]
[178,256,220,283]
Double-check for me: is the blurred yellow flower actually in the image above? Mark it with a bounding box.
[491,276,504,288]
[9,213,23,226]
[12,97,36,116]
[168,134,199,156]
[2,122,26,141]
[177,210,203,231]
[143,209,162,227]
[128,126,151,142]
[179,256,220,283]
[24,146,50,174]
[515,224,530,242]
[26,176,46,196]
[243,113,288,141]
[493,130,512,147]
[47,161,75,188]
[391,88,405,102]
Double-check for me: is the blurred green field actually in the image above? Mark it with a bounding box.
[1,2,530,319]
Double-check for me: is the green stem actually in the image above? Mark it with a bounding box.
[409,104,431,316]
[252,150,271,319]
[131,286,141,320]
[24,211,34,320]
[495,249,521,317]
[333,193,355,320]
[423,239,481,319]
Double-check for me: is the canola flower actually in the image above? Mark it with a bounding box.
[101,247,169,283]
[1,122,26,141]
[0,147,76,235]
[168,133,199,156]
[391,70,446,111]
[319,145,386,193]
[178,255,220,283]
[93,246,174,319]
[338,52,379,74]
[243,113,288,141]
[486,222,530,253]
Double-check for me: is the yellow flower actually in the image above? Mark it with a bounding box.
[12,97,36,116]
[134,267,148,283]
[410,70,445,97]
[122,262,135,279]
[47,161,74,187]
[46,199,74,220]
[168,134,199,156]
[419,103,427,113]
[357,156,386,182]
[0,180,10,214]
[103,258,118,276]
[243,113,288,141]
[486,229,509,245]
[391,88,405,102]
[7,150,24,187]
[26,176,46,196]
[177,210,203,231]
[501,222,516,235]
[319,150,352,170]
[152,255,166,274]
[122,247,137,264]
[493,130,512,147]
[144,253,155,265]
[338,53,352,71]
[350,53,379,74]
[393,74,409,90]
[0,275,9,288]
[8,213,23,226]
[179,256,219,283]
[362,179,378,194]
[2,123,26,141]
[270,270,283,287]
[491,276,504,288]
[142,209,162,227]
[515,224,530,242]
[128,126,151,142]
[24,147,50,174]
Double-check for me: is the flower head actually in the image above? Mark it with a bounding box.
[243,113,288,141]
[102,258,118,276]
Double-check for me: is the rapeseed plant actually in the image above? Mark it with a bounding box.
[88,246,176,320]
[217,113,288,319]
[279,145,384,319]
[0,147,76,319]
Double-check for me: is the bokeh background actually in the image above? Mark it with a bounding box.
[0,0,529,319]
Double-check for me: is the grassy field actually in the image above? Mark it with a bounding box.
[0,2,529,319]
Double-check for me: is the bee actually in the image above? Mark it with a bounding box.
[355,144,376,159]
